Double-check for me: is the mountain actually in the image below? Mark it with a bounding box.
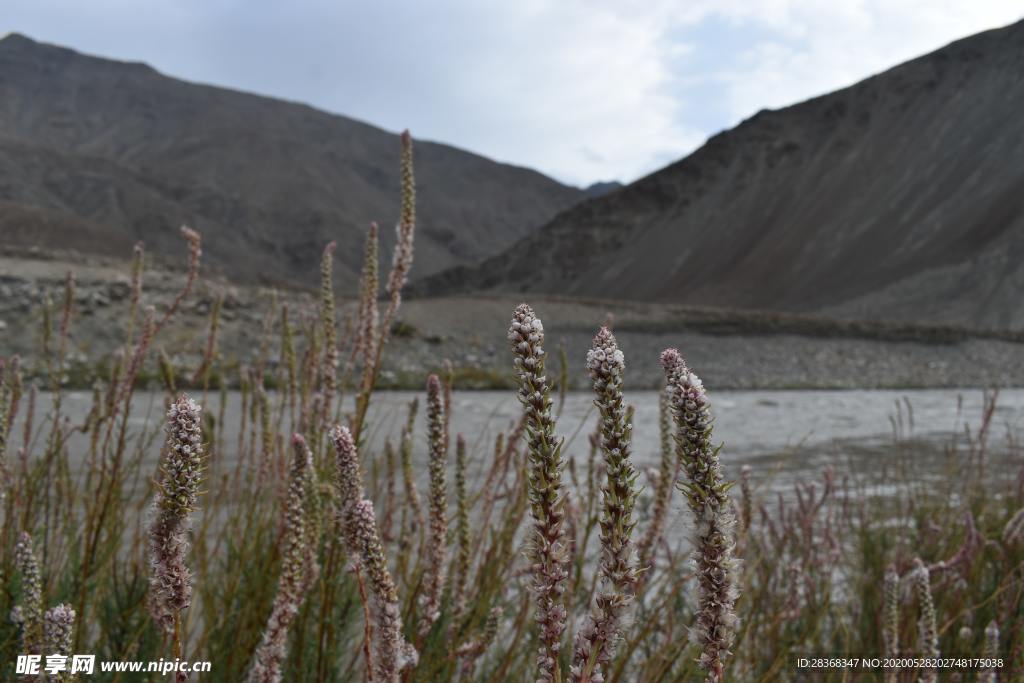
[419,19,1024,329]
[0,33,584,288]
[583,181,623,198]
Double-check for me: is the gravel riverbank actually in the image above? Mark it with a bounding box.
[3,254,1024,390]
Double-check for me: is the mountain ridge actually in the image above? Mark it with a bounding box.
[417,18,1024,328]
[0,32,585,288]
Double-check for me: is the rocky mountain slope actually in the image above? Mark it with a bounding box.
[420,19,1024,329]
[0,33,584,288]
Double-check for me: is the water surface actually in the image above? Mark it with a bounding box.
[41,387,1017,483]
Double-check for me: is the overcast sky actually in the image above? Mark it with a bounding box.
[7,1,1023,186]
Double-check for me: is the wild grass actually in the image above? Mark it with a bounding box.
[0,131,1021,682]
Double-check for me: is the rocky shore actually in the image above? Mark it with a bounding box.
[3,254,1024,390]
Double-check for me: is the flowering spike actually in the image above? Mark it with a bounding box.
[352,498,417,682]
[115,306,156,413]
[13,532,44,655]
[191,291,223,385]
[383,131,416,320]
[399,399,424,534]
[247,434,320,683]
[913,558,939,683]
[456,605,503,677]
[58,270,75,357]
[280,304,297,416]
[979,621,999,683]
[331,425,366,560]
[399,132,416,242]
[154,227,202,334]
[0,363,10,496]
[882,565,900,682]
[320,241,338,421]
[508,304,568,683]
[571,327,639,682]
[451,433,471,631]
[44,604,75,682]
[350,133,417,441]
[661,348,740,682]
[127,241,145,341]
[418,374,448,636]
[1002,507,1024,546]
[3,354,21,433]
[357,223,380,372]
[147,394,204,636]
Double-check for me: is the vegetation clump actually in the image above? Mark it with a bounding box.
[0,131,1019,683]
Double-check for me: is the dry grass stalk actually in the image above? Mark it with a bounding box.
[636,386,676,586]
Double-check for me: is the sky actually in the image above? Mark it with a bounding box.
[7,1,1023,186]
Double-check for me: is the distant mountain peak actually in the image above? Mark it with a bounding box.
[5,32,160,74]
[0,31,32,42]
[583,181,623,198]
[0,32,72,53]
[0,32,42,50]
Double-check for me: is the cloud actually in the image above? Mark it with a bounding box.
[5,0,1023,185]
[677,1,1024,127]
